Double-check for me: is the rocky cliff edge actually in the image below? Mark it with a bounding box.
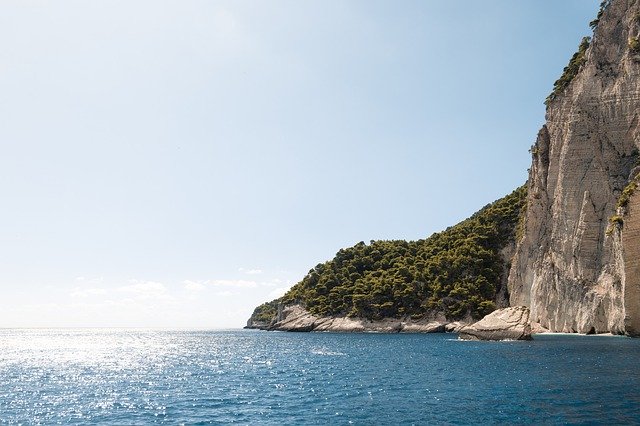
[508,0,640,335]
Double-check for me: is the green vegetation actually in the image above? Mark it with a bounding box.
[607,215,624,235]
[589,0,612,30]
[617,174,640,209]
[610,215,624,226]
[515,196,528,243]
[606,173,640,236]
[629,37,640,53]
[545,37,591,107]
[249,299,279,324]
[276,186,527,321]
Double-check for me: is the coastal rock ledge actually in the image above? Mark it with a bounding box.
[259,304,461,333]
[458,306,532,341]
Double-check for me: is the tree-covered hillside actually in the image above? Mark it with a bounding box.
[247,300,279,327]
[250,186,526,324]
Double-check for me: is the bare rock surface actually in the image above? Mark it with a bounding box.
[530,322,549,334]
[458,307,532,341]
[401,321,447,333]
[269,305,455,333]
[270,305,319,332]
[508,0,640,335]
[244,320,272,330]
[445,322,468,333]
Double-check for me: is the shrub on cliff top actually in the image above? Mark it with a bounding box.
[545,37,591,107]
[589,0,612,30]
[617,175,640,210]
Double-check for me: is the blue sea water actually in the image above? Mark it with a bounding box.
[1,330,639,425]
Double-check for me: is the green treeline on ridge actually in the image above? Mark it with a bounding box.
[544,0,613,107]
[251,186,527,324]
[545,36,591,106]
[250,300,279,324]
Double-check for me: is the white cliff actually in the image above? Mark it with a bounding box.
[508,0,640,335]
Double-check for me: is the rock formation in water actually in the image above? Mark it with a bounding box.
[508,0,640,335]
[458,306,532,341]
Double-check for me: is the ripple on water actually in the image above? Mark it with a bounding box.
[1,330,640,424]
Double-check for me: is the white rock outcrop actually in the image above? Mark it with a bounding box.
[269,305,455,333]
[458,307,532,341]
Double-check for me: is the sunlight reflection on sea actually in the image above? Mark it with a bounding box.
[1,329,640,424]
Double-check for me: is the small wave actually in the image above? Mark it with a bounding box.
[310,348,346,356]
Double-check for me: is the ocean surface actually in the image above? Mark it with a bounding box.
[1,329,640,425]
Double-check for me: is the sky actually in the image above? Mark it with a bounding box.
[0,0,600,328]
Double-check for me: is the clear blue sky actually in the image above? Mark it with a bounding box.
[0,0,600,328]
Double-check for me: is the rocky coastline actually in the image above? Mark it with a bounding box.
[246,304,538,341]
[246,304,469,334]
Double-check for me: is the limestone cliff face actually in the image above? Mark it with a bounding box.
[508,0,640,334]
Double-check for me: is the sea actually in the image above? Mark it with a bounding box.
[1,329,639,425]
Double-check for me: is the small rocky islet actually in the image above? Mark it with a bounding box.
[248,0,640,340]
